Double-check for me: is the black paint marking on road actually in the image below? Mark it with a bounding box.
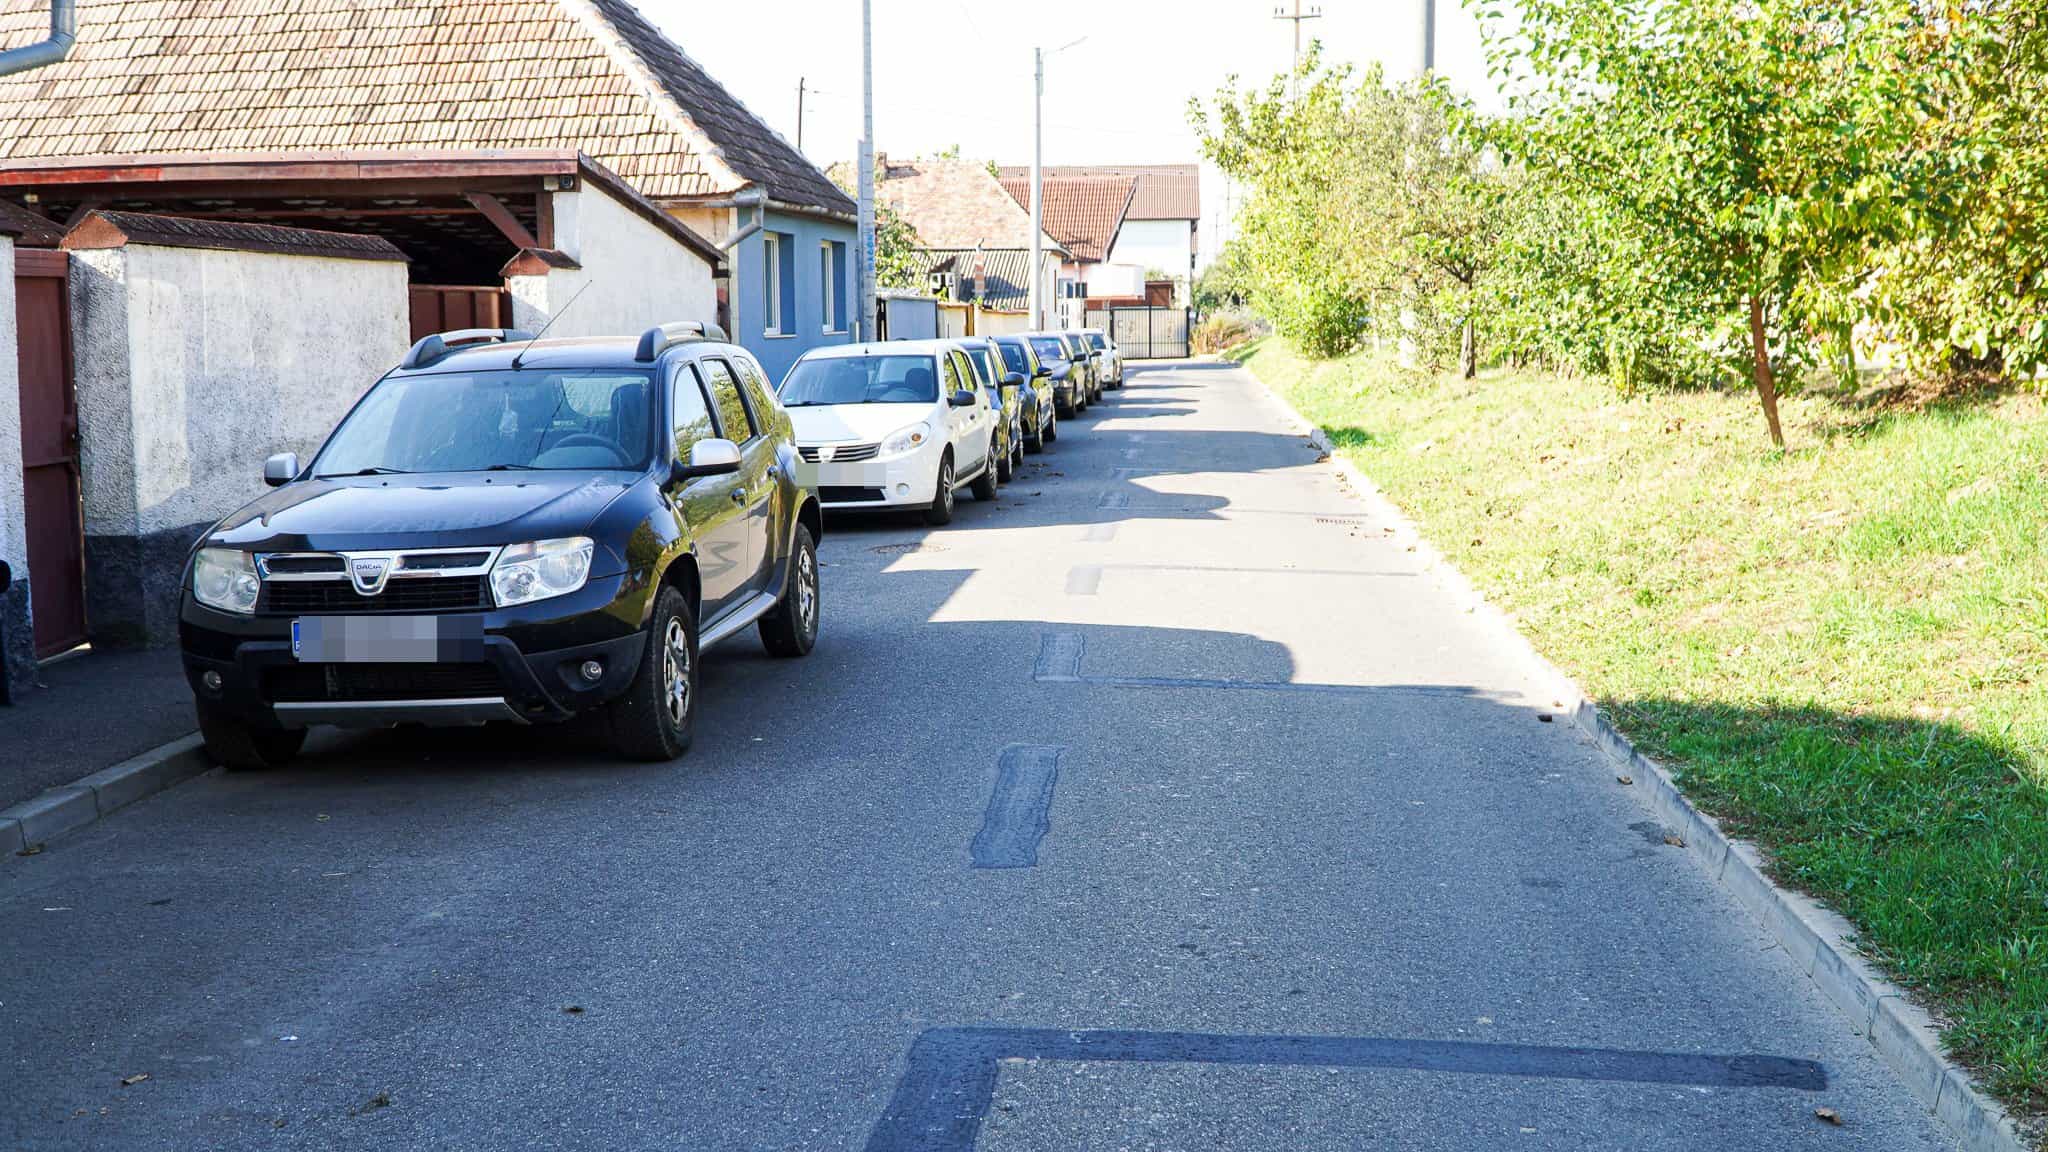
[1032,633,1084,682]
[969,746,1062,869]
[862,1027,1828,1151]
[1083,523,1119,543]
[1064,565,1103,596]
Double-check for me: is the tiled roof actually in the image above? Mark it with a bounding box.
[858,156,1063,253]
[0,200,62,245]
[63,210,410,262]
[996,164,1200,221]
[0,0,850,215]
[905,247,1047,312]
[996,174,1135,263]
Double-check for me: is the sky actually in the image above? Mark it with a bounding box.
[639,0,1500,268]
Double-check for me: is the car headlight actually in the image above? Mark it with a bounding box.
[881,422,932,457]
[192,548,260,615]
[490,537,594,608]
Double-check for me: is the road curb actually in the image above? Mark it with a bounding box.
[1,733,210,856]
[1255,385,2032,1151]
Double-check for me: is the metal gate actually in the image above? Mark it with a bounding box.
[409,285,514,340]
[1100,306,1191,360]
[13,248,88,657]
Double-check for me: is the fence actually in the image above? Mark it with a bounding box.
[1085,306,1193,360]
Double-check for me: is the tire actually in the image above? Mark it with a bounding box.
[758,524,820,658]
[1043,409,1058,444]
[197,699,306,770]
[1012,432,1025,471]
[996,436,1015,483]
[924,451,956,526]
[603,584,697,761]
[972,443,1000,501]
[1025,416,1044,453]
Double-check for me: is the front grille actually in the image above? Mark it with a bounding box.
[799,442,881,463]
[261,555,346,576]
[819,486,886,504]
[262,576,490,615]
[263,662,504,703]
[398,550,493,571]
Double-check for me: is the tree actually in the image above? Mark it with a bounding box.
[1474,0,1927,445]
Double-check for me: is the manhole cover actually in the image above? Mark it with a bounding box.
[870,542,946,555]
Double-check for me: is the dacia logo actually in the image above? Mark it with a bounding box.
[819,445,837,462]
[349,556,392,596]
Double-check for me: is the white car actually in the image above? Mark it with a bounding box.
[1081,328,1123,388]
[778,340,1002,525]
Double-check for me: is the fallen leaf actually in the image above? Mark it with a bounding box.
[315,814,330,823]
[563,1005,585,1015]
[17,843,44,856]
[1663,833,1687,848]
[1314,452,1331,463]
[119,1074,149,1086]
[354,1091,391,1115]
[1814,1107,1842,1126]
[1616,775,1634,786]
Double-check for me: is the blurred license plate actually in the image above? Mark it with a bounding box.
[291,616,485,663]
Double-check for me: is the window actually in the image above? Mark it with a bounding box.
[995,339,1033,377]
[701,358,758,442]
[780,355,939,405]
[964,345,998,386]
[672,365,717,459]
[314,368,655,475]
[939,352,963,400]
[731,353,778,419]
[763,231,796,336]
[820,240,848,333]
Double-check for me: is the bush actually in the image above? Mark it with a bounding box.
[1193,310,1268,354]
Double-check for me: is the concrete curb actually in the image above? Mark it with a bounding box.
[1,733,210,857]
[1242,376,2031,1151]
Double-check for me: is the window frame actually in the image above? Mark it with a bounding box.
[820,240,840,335]
[701,356,762,445]
[763,233,785,336]
[670,361,719,464]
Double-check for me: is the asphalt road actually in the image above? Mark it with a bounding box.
[0,361,1951,1151]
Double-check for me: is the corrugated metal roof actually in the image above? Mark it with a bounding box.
[0,0,851,216]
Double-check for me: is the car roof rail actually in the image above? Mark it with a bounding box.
[635,321,729,362]
[401,328,537,370]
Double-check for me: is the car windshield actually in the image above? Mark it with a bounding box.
[1087,333,1108,350]
[314,368,655,476]
[779,355,938,406]
[964,346,999,386]
[1028,336,1067,363]
[996,341,1031,375]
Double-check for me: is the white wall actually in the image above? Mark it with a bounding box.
[0,237,23,582]
[71,246,409,541]
[1107,219,1195,282]
[1083,262,1145,299]
[510,183,717,337]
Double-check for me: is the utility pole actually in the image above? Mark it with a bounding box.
[1419,0,1436,76]
[857,0,876,341]
[1029,46,1043,330]
[1272,0,1322,86]
[796,76,806,153]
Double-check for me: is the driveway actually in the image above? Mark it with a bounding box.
[0,361,1949,1150]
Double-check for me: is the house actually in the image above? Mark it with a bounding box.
[995,172,1139,307]
[997,164,1201,306]
[0,0,855,680]
[861,156,1066,318]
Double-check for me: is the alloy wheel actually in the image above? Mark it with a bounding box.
[662,617,691,727]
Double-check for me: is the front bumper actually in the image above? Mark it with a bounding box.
[804,449,941,509]
[180,572,648,728]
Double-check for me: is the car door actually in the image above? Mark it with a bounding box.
[937,350,974,469]
[673,360,752,621]
[949,349,991,472]
[728,352,786,592]
[699,356,775,601]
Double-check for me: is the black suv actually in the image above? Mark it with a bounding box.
[179,324,823,767]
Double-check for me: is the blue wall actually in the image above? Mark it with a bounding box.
[730,208,859,386]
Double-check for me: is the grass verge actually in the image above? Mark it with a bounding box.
[1232,337,2048,1129]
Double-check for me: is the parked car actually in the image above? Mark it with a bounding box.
[991,335,1057,451]
[1081,327,1123,389]
[1062,330,1104,405]
[179,323,823,769]
[956,337,1025,483]
[1026,332,1088,418]
[779,340,1000,525]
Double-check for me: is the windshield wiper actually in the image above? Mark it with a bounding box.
[485,463,540,471]
[319,466,410,478]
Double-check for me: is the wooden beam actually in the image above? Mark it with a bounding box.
[464,192,537,250]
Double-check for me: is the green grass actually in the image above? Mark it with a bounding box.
[1233,337,2048,1126]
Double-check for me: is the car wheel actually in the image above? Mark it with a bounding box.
[196,699,306,770]
[972,443,1000,501]
[1012,432,1025,471]
[604,583,697,761]
[996,435,1015,483]
[1043,409,1058,444]
[758,523,819,658]
[924,451,956,526]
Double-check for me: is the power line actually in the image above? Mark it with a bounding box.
[1273,0,1323,85]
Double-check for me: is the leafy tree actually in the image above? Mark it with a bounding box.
[1473,0,1927,444]
[1194,237,1256,313]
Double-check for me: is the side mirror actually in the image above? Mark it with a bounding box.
[1033,365,1051,378]
[1001,372,1025,388]
[263,452,299,487]
[948,389,978,408]
[672,438,742,483]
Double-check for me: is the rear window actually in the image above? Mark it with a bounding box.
[778,355,939,406]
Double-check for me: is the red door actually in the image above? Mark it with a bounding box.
[14,249,87,657]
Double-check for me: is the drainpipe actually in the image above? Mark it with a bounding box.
[0,0,76,78]
[716,186,768,253]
